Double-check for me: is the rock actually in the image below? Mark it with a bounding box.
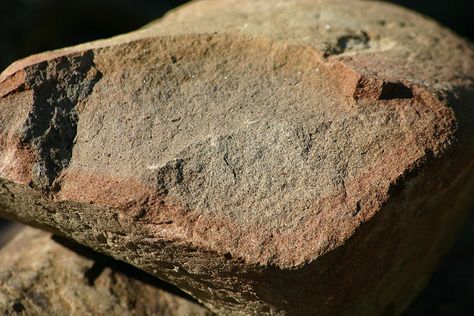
[0,227,210,316]
[0,0,473,314]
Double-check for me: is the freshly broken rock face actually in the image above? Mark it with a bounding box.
[0,0,473,314]
[0,227,210,316]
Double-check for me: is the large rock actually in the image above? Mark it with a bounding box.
[0,0,473,314]
[0,227,210,315]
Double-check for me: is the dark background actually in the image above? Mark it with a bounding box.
[0,0,473,314]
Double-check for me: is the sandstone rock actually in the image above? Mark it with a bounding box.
[0,227,210,316]
[0,0,473,314]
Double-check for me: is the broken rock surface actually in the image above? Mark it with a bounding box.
[0,0,473,314]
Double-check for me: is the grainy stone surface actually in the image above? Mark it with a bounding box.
[0,227,210,316]
[0,0,473,314]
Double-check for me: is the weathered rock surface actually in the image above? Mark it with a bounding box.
[0,0,473,314]
[0,227,210,316]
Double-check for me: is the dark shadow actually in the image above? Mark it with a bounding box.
[403,211,474,315]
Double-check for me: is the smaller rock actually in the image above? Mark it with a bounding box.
[0,227,210,316]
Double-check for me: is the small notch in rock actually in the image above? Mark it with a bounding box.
[12,301,25,313]
[352,201,362,216]
[379,81,413,100]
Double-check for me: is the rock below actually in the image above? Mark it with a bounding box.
[0,227,210,316]
[0,0,473,314]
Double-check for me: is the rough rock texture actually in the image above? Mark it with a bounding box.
[0,227,210,316]
[0,0,473,315]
